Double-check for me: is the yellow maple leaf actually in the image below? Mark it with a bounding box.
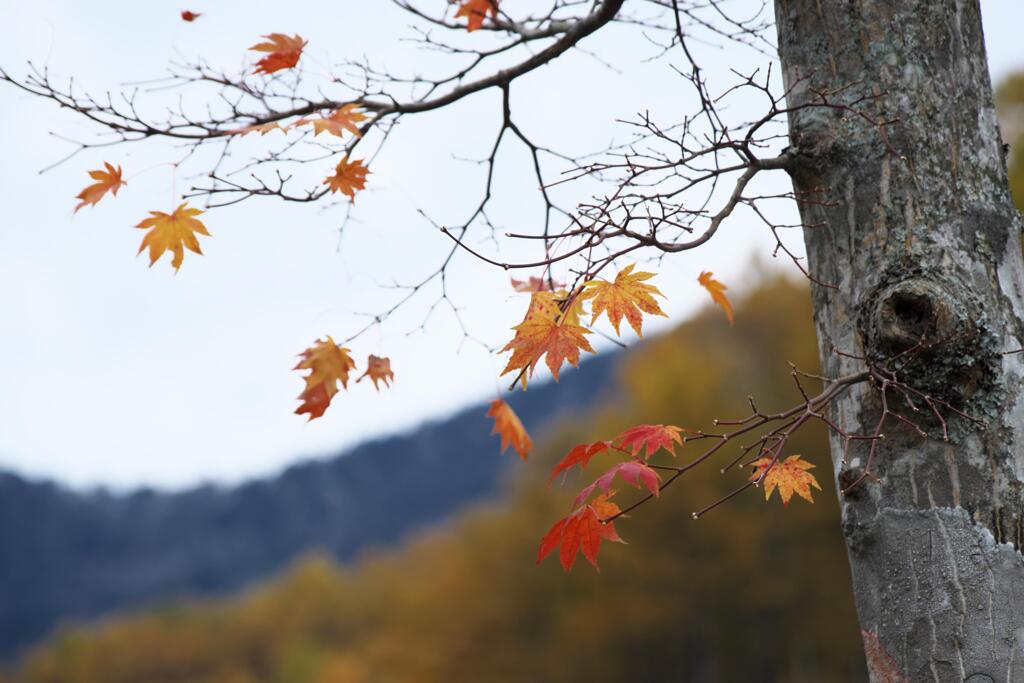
[298,104,368,138]
[486,399,533,460]
[74,162,126,212]
[356,354,395,390]
[323,157,369,200]
[294,336,357,420]
[748,455,822,505]
[582,264,667,336]
[135,203,210,271]
[698,270,734,325]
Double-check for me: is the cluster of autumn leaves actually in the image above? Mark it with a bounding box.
[69,2,818,574]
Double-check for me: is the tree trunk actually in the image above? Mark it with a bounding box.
[776,1,1024,680]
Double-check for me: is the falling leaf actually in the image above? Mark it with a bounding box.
[500,313,594,387]
[511,276,563,292]
[135,203,210,271]
[615,424,685,458]
[455,0,498,31]
[74,162,126,213]
[573,460,661,509]
[356,355,394,390]
[229,122,282,137]
[582,264,667,336]
[250,33,307,75]
[486,399,532,460]
[537,502,624,572]
[298,104,368,138]
[323,157,369,200]
[294,336,357,420]
[698,271,734,325]
[180,10,201,21]
[748,455,822,505]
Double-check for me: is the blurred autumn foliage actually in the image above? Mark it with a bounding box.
[997,70,1024,208]
[13,275,869,682]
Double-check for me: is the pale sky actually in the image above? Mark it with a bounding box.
[1,1,1021,490]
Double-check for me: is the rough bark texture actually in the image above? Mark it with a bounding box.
[776,1,1024,680]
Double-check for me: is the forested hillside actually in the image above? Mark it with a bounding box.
[0,350,619,658]
[12,276,871,682]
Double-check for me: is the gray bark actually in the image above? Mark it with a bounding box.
[775,1,1024,680]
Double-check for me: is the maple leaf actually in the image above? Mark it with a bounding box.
[180,10,201,21]
[356,354,394,390]
[698,270,734,325]
[294,336,357,420]
[323,157,369,200]
[298,104,368,138]
[522,290,585,328]
[486,399,533,460]
[511,276,563,292]
[573,460,661,508]
[135,203,210,271]
[588,490,622,520]
[615,424,685,458]
[74,162,126,212]
[748,455,822,505]
[500,314,594,387]
[250,33,307,75]
[230,122,282,137]
[549,440,610,482]
[537,502,624,572]
[455,0,498,31]
[582,264,667,336]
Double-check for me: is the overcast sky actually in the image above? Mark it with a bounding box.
[1,1,1021,490]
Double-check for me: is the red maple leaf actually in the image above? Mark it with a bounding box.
[537,501,624,572]
[573,460,661,508]
[549,440,610,482]
[615,424,686,458]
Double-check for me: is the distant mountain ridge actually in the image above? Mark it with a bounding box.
[0,353,620,659]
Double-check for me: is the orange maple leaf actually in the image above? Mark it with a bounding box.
[486,399,532,460]
[549,440,610,482]
[135,203,210,271]
[455,0,498,31]
[356,354,394,390]
[298,104,368,138]
[748,455,822,505]
[230,122,282,137]
[294,336,357,420]
[537,501,624,572]
[698,270,734,325]
[615,424,685,458]
[500,313,594,387]
[582,264,667,336]
[74,162,126,213]
[180,10,201,21]
[250,33,307,75]
[573,460,661,508]
[323,157,369,200]
[588,490,622,520]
